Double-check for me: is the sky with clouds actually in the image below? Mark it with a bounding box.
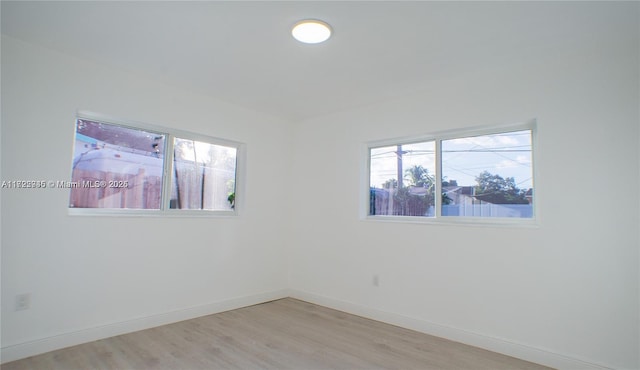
[370,130,533,190]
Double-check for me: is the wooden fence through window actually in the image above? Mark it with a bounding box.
[69,169,162,209]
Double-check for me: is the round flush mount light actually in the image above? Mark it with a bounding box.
[292,19,332,44]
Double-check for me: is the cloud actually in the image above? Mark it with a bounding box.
[444,130,531,151]
[496,155,531,169]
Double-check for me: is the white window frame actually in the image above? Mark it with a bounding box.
[69,111,245,217]
[363,120,539,227]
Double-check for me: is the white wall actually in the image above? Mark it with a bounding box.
[287,5,639,370]
[2,3,639,370]
[1,35,290,360]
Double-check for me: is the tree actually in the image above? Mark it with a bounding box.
[392,187,431,216]
[442,178,457,187]
[404,165,434,188]
[390,165,434,216]
[474,171,529,204]
[382,178,398,189]
[441,192,453,205]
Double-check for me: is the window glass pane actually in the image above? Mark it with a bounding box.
[170,138,237,211]
[70,119,165,209]
[441,130,533,218]
[370,141,436,217]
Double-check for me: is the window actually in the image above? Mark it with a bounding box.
[370,141,436,217]
[70,114,241,215]
[71,120,165,210]
[170,138,237,210]
[441,130,533,218]
[367,122,536,223]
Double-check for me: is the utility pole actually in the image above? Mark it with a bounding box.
[396,145,404,188]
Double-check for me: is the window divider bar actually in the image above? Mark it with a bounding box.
[162,134,175,211]
[435,139,442,218]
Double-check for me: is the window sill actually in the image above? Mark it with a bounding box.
[68,208,238,218]
[362,215,539,228]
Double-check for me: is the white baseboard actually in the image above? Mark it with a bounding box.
[1,289,615,369]
[1,289,289,364]
[287,289,612,370]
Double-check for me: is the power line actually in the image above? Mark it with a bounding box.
[443,149,530,153]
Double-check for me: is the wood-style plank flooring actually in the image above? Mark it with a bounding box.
[2,298,552,369]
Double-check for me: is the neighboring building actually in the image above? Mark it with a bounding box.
[442,186,532,218]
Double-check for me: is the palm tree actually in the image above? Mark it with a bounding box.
[404,165,434,189]
[382,178,398,189]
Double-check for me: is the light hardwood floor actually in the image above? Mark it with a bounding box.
[2,298,552,370]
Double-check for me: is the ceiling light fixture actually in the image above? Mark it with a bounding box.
[292,19,332,44]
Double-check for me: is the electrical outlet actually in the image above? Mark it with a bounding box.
[15,293,31,311]
[372,274,380,287]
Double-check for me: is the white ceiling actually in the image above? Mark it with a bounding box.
[1,1,628,122]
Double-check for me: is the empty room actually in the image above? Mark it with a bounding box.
[1,1,639,369]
